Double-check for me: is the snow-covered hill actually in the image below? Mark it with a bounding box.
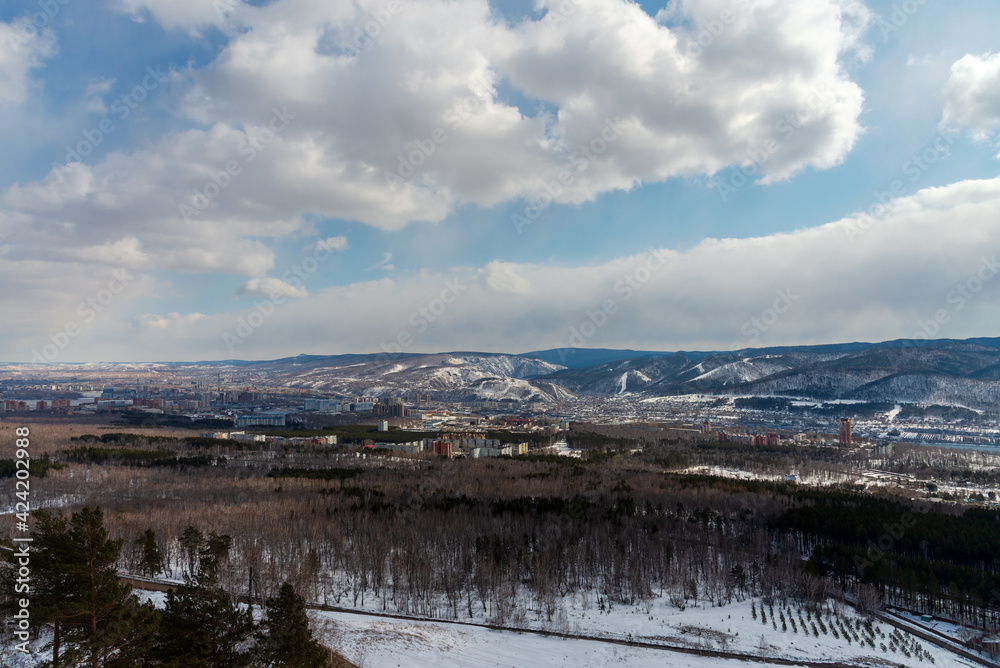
[15,337,1000,408]
[256,352,571,404]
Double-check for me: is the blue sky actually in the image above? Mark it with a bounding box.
[2,0,1000,361]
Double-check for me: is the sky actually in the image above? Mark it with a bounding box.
[1,0,1000,363]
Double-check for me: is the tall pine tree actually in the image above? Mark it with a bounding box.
[33,506,159,667]
[179,526,205,577]
[31,509,76,666]
[152,550,253,667]
[256,582,331,667]
[134,528,163,578]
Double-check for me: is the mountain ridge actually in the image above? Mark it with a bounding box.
[10,337,1000,408]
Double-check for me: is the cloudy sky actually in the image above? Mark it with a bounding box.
[2,0,1000,362]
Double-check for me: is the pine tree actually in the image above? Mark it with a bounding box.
[152,553,253,668]
[36,506,160,667]
[30,509,77,666]
[179,526,205,577]
[256,582,331,667]
[135,528,163,577]
[203,532,233,566]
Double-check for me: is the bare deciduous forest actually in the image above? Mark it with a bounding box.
[3,418,999,647]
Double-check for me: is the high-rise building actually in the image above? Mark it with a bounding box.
[839,418,852,446]
[375,399,405,417]
[304,399,337,412]
[236,413,285,427]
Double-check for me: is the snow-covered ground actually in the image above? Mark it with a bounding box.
[679,465,855,487]
[314,597,982,668]
[886,609,999,664]
[892,610,972,641]
[2,591,172,667]
[547,438,582,458]
[314,610,795,668]
[3,591,983,668]
[314,594,980,668]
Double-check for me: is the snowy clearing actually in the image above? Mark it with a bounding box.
[312,596,983,668]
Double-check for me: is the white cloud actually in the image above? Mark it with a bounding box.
[84,78,116,113]
[942,52,1000,146]
[314,235,348,253]
[0,18,56,106]
[0,0,889,362]
[236,277,309,299]
[27,0,870,234]
[366,252,393,271]
[0,0,875,338]
[137,312,209,329]
[482,261,534,295]
[12,176,1000,362]
[118,0,232,34]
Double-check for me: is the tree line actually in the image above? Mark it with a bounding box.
[6,421,1000,655]
[1,506,337,667]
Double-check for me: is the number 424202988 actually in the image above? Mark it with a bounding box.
[14,426,31,524]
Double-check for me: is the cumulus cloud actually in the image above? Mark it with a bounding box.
[2,0,871,262]
[236,276,309,299]
[175,0,868,213]
[0,18,56,106]
[12,176,999,362]
[942,52,1000,148]
[0,0,886,361]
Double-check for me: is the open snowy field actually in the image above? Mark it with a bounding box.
[314,609,797,668]
[5,592,985,667]
[315,596,984,668]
